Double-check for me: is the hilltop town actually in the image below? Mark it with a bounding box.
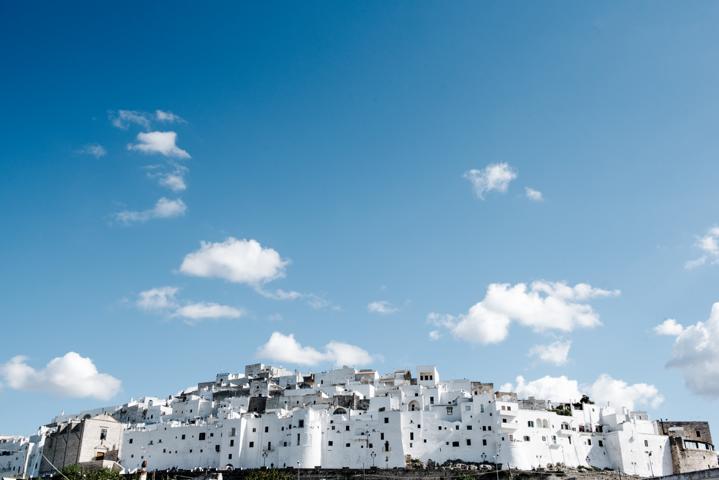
[2,364,716,478]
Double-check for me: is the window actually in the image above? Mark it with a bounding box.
[697,431,702,438]
[328,441,333,447]
[181,434,186,440]
[381,433,385,440]
[447,407,454,415]
[230,440,234,447]
[346,425,350,431]
[482,439,487,446]
[249,441,254,448]
[299,420,305,428]
[483,426,487,431]
[467,425,472,430]
[430,396,435,404]
[587,439,592,446]
[410,432,414,441]
[297,433,300,446]
[502,418,508,424]
[265,426,269,433]
[228,454,232,460]
[199,433,206,441]
[345,443,350,448]
[528,421,534,428]
[523,436,530,442]
[230,428,236,437]
[215,445,220,453]
[100,428,108,441]
[488,426,492,431]
[452,441,459,447]
[466,439,471,446]
[384,417,389,424]
[267,442,271,450]
[252,428,256,433]
[129,438,134,444]
[598,440,604,447]
[644,440,649,447]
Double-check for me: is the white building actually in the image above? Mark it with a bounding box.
[4,364,717,477]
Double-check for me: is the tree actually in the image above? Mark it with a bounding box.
[58,465,122,480]
[244,469,292,480]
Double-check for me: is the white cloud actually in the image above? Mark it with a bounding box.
[589,374,664,410]
[463,163,517,199]
[528,340,571,366]
[115,197,187,224]
[654,318,684,336]
[136,287,243,326]
[686,227,719,269]
[325,341,374,367]
[109,110,152,129]
[500,375,581,403]
[173,302,244,324]
[159,173,187,192]
[257,332,373,367]
[430,281,619,345]
[503,374,663,410]
[664,303,719,397]
[145,164,188,192]
[255,287,303,301]
[128,131,190,159]
[77,144,107,158]
[428,330,442,341]
[367,300,398,315]
[155,110,185,123]
[180,237,288,285]
[525,187,544,202]
[0,352,121,400]
[255,287,338,310]
[137,286,178,311]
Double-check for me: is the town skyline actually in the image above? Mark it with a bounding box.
[2,1,719,442]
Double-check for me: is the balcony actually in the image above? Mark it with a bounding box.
[500,421,519,430]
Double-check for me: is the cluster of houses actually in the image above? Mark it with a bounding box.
[2,364,717,478]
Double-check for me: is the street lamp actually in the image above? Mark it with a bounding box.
[370,451,376,468]
[493,455,500,480]
[296,460,300,480]
[261,450,268,468]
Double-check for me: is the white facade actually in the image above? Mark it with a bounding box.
[4,364,716,477]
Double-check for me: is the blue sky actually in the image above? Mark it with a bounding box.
[2,1,719,435]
